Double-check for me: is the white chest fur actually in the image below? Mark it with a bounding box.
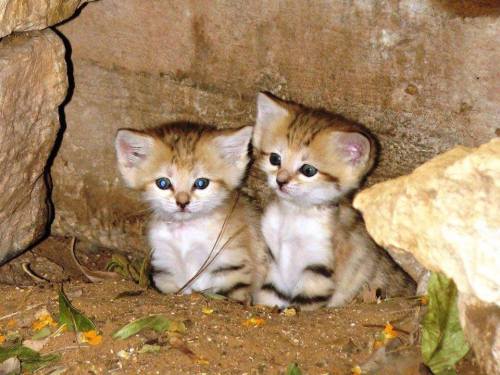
[149,216,221,293]
[261,201,333,293]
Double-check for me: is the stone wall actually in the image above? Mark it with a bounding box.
[53,0,500,254]
[0,1,90,263]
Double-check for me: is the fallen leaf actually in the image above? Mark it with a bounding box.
[195,357,209,365]
[22,338,49,352]
[0,357,20,375]
[0,335,5,345]
[32,312,57,331]
[0,343,60,372]
[32,326,52,340]
[286,362,302,375]
[58,288,96,333]
[117,349,131,360]
[201,292,227,301]
[70,237,121,283]
[113,315,177,340]
[138,344,161,354]
[421,272,470,375]
[282,308,297,317]
[383,323,398,340]
[243,317,266,327]
[351,365,362,374]
[201,307,214,315]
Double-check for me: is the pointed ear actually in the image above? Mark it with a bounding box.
[331,132,372,167]
[115,129,154,187]
[253,92,289,147]
[213,126,252,167]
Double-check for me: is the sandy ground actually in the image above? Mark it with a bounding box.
[0,237,483,375]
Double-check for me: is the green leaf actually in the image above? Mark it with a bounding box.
[421,272,470,375]
[138,344,161,354]
[0,343,60,372]
[112,315,174,340]
[58,288,96,333]
[201,292,227,301]
[286,362,302,375]
[31,326,51,340]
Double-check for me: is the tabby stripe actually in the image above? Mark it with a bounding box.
[265,247,276,262]
[291,294,332,305]
[261,283,290,301]
[211,264,245,274]
[304,264,334,278]
[218,282,251,296]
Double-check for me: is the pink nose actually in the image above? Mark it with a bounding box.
[276,169,291,187]
[175,192,190,209]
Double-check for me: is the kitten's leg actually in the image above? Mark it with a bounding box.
[150,247,181,294]
[290,264,335,311]
[253,265,290,308]
[328,248,374,307]
[209,257,254,303]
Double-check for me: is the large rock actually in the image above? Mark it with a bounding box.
[353,139,500,305]
[0,0,92,38]
[53,0,500,253]
[354,139,500,372]
[0,30,67,264]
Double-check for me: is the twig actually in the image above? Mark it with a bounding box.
[176,192,241,294]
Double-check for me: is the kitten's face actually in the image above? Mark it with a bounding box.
[115,123,252,221]
[252,93,375,206]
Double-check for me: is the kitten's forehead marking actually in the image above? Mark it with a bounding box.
[286,111,331,147]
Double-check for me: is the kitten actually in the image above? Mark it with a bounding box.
[115,122,267,303]
[251,93,415,310]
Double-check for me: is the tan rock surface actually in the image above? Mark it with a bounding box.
[0,0,92,38]
[0,30,67,263]
[458,295,500,374]
[53,0,500,253]
[354,139,500,306]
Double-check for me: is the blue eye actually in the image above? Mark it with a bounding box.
[194,178,209,190]
[155,177,171,190]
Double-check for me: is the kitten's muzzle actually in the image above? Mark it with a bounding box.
[175,192,190,210]
[276,169,291,189]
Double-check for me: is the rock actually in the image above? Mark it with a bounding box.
[458,295,499,374]
[53,0,500,253]
[354,139,500,373]
[0,30,67,264]
[0,0,92,38]
[354,139,500,305]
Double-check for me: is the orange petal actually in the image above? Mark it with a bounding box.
[82,330,103,345]
[243,317,266,327]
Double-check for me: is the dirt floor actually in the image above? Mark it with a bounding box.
[0,237,483,375]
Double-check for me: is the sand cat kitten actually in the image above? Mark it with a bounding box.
[115,122,267,303]
[252,93,415,310]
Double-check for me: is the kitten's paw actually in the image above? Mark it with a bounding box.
[152,272,178,294]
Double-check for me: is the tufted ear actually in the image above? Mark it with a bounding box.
[213,126,252,168]
[330,131,371,167]
[115,129,154,187]
[253,92,289,147]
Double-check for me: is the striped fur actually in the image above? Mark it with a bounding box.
[115,122,268,303]
[252,93,415,310]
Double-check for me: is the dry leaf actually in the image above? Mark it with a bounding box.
[201,307,214,315]
[383,323,398,340]
[0,335,5,345]
[243,317,266,327]
[22,338,49,352]
[32,312,57,331]
[351,365,362,374]
[282,308,296,317]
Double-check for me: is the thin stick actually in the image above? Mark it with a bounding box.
[176,192,241,294]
